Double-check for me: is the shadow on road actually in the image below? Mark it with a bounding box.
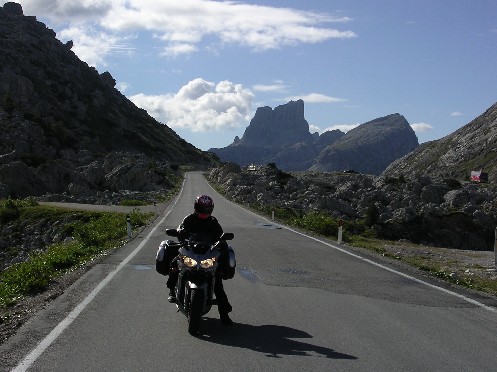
[198,319,357,360]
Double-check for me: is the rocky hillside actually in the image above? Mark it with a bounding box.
[384,102,497,184]
[0,3,216,201]
[208,163,497,250]
[209,100,418,174]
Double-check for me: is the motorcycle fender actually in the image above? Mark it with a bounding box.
[187,281,209,311]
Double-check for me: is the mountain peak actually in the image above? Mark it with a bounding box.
[237,99,313,147]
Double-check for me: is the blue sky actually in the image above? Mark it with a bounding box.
[7,0,497,150]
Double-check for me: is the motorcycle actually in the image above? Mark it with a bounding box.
[165,228,235,335]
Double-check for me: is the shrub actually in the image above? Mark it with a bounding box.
[364,203,380,226]
[0,199,21,224]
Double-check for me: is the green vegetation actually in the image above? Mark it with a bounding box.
[119,199,149,206]
[0,200,153,307]
[249,203,368,244]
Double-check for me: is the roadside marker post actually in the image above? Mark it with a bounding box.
[272,210,275,221]
[494,227,497,269]
[126,215,132,238]
[338,219,344,244]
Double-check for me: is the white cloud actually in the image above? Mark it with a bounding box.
[321,124,359,133]
[117,81,129,93]
[129,78,254,132]
[450,111,463,117]
[309,124,321,133]
[22,0,356,65]
[161,43,198,57]
[59,25,134,67]
[19,0,113,23]
[253,81,289,92]
[411,122,434,132]
[284,93,347,103]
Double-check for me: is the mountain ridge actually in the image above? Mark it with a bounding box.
[210,101,419,174]
[0,3,216,200]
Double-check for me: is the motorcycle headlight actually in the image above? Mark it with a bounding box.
[183,256,197,268]
[200,258,216,269]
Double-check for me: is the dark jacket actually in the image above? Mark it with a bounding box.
[177,213,223,243]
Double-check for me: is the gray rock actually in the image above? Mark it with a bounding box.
[207,163,497,250]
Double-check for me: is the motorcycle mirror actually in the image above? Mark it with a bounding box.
[166,228,179,237]
[221,232,234,241]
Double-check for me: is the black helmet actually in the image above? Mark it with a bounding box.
[194,195,214,215]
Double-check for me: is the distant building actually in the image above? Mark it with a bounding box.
[470,170,489,183]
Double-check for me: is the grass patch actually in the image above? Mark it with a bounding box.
[119,199,149,207]
[0,203,153,307]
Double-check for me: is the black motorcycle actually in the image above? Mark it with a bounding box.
[165,228,234,335]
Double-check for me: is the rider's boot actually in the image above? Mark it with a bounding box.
[168,289,176,303]
[220,312,233,326]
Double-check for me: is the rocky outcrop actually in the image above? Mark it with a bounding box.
[0,3,216,200]
[208,163,497,250]
[210,100,321,170]
[385,102,497,184]
[310,114,419,174]
[210,102,418,174]
[238,100,314,147]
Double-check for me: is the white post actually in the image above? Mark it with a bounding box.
[126,215,132,238]
[494,227,497,269]
[272,210,275,221]
[338,219,343,244]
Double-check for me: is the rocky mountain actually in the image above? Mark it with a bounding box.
[310,114,419,174]
[209,100,418,174]
[210,100,321,170]
[237,99,314,147]
[384,102,497,184]
[0,3,216,201]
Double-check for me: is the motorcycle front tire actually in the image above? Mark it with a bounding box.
[188,289,203,335]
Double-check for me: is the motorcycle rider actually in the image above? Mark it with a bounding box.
[166,194,234,326]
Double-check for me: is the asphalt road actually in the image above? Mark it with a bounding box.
[2,172,497,371]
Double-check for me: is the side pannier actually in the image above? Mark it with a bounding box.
[155,240,180,276]
[219,246,236,280]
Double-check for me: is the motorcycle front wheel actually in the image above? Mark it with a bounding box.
[188,289,203,335]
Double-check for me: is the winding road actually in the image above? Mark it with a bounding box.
[2,172,497,371]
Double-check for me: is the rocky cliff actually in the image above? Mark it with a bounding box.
[238,99,314,147]
[384,102,497,183]
[210,100,322,170]
[210,101,418,174]
[0,3,216,201]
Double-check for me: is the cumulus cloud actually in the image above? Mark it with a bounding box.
[284,93,347,103]
[21,0,356,64]
[129,78,254,132]
[411,122,434,132]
